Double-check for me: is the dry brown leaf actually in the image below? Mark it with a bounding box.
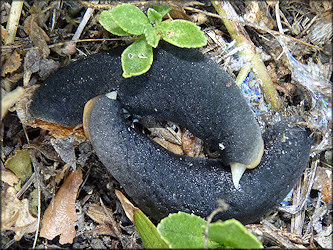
[115,190,138,224]
[1,187,38,241]
[313,167,332,190]
[12,199,38,241]
[86,204,114,225]
[181,128,203,157]
[25,120,86,139]
[54,164,71,185]
[1,187,21,229]
[321,182,332,205]
[23,15,50,58]
[1,50,22,77]
[169,8,192,21]
[153,137,183,155]
[40,169,83,245]
[23,48,44,86]
[1,166,19,186]
[87,224,115,237]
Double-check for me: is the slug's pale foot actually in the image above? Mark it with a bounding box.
[230,162,247,189]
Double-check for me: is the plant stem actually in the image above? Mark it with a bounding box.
[211,1,281,109]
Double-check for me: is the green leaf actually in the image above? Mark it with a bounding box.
[110,4,149,35]
[147,8,162,24]
[157,19,207,48]
[144,24,161,48]
[121,36,153,78]
[208,219,263,249]
[157,212,218,248]
[153,5,173,18]
[134,209,169,248]
[99,10,130,36]
[5,149,32,182]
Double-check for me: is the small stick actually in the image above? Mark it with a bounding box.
[4,0,24,45]
[72,0,99,41]
[211,1,282,109]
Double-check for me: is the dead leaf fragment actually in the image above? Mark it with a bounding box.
[1,86,25,120]
[321,182,332,205]
[40,169,83,245]
[1,187,38,241]
[85,204,116,237]
[153,137,183,155]
[115,190,138,224]
[181,128,203,157]
[23,15,50,57]
[1,50,22,76]
[86,204,115,225]
[1,166,19,186]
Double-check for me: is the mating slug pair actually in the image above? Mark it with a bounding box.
[30,43,312,223]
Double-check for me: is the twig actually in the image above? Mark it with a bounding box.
[15,172,35,199]
[29,152,41,249]
[211,1,282,109]
[4,0,24,45]
[259,220,300,248]
[204,199,229,249]
[278,160,318,215]
[275,2,284,35]
[99,197,126,247]
[72,0,99,41]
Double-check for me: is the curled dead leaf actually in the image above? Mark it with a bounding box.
[181,128,203,157]
[23,15,50,57]
[1,187,38,241]
[40,169,83,245]
[1,50,22,77]
[86,204,114,225]
[1,166,19,186]
[115,190,139,224]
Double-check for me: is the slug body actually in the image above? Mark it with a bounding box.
[30,43,312,223]
[30,49,123,127]
[117,43,263,171]
[84,95,312,224]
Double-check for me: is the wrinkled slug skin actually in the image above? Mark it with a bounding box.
[118,43,263,166]
[30,49,123,127]
[85,96,312,224]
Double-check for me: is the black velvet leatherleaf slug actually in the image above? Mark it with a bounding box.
[30,43,312,223]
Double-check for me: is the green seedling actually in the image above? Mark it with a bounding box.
[99,4,207,78]
[134,211,263,249]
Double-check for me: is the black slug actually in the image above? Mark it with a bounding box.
[30,49,123,127]
[117,43,264,188]
[30,43,312,223]
[83,95,312,224]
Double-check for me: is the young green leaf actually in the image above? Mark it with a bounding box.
[157,212,218,248]
[208,219,263,249]
[5,149,32,182]
[121,36,153,78]
[157,19,207,48]
[110,4,149,35]
[147,8,162,24]
[144,24,161,48]
[134,209,169,249]
[153,5,173,18]
[99,10,130,36]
